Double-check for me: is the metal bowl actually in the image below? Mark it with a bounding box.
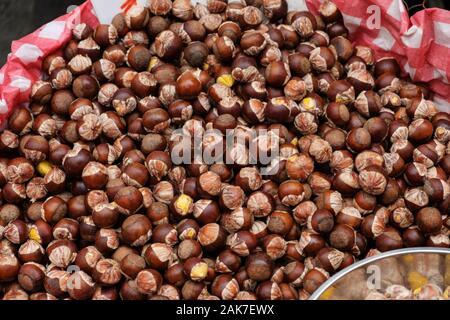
[309,247,450,300]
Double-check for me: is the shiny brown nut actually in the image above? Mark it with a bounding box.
[154,30,183,60]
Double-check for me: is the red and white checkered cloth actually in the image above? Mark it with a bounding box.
[0,0,449,126]
[0,1,99,125]
[304,0,450,111]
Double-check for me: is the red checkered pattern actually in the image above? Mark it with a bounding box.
[0,1,99,125]
[303,0,450,111]
[0,0,449,126]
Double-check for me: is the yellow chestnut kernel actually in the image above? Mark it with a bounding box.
[413,287,422,297]
[190,262,208,281]
[402,254,414,265]
[273,97,286,105]
[217,74,234,87]
[148,57,159,71]
[436,127,445,133]
[185,228,196,239]
[390,95,400,105]
[202,63,209,71]
[301,97,316,110]
[319,287,335,300]
[443,287,449,299]
[335,96,346,103]
[175,194,193,215]
[408,271,428,291]
[445,255,450,286]
[290,137,298,146]
[37,161,52,176]
[28,228,41,243]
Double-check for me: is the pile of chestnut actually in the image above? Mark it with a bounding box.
[0,0,449,300]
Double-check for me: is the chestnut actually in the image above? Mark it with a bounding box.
[154,30,183,60]
[358,165,388,195]
[220,207,253,233]
[72,75,99,99]
[375,72,400,93]
[302,268,329,294]
[197,171,222,197]
[402,227,426,247]
[93,258,122,286]
[121,214,152,246]
[374,57,400,78]
[346,128,372,153]
[325,102,350,128]
[46,239,77,268]
[409,118,434,144]
[183,257,208,282]
[93,24,118,48]
[18,262,46,293]
[147,202,170,226]
[416,207,442,234]
[103,44,127,66]
[308,209,335,234]
[176,70,202,99]
[41,196,67,224]
[181,280,208,300]
[215,249,241,274]
[193,199,220,225]
[265,61,291,87]
[0,254,20,282]
[235,167,263,193]
[164,263,187,287]
[197,223,226,252]
[211,274,239,300]
[316,247,345,273]
[125,5,149,30]
[309,47,335,72]
[375,227,403,252]
[404,162,427,186]
[44,270,70,298]
[262,234,287,260]
[67,271,96,300]
[364,117,388,143]
[63,147,92,177]
[277,180,305,206]
[143,243,173,270]
[329,224,355,251]
[328,80,355,105]
[114,186,143,215]
[142,108,170,133]
[227,230,257,257]
[177,239,201,261]
[151,223,177,246]
[245,252,274,282]
[74,246,102,274]
[354,90,382,117]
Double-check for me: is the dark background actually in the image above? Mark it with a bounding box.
[0,0,448,65]
[0,0,85,65]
